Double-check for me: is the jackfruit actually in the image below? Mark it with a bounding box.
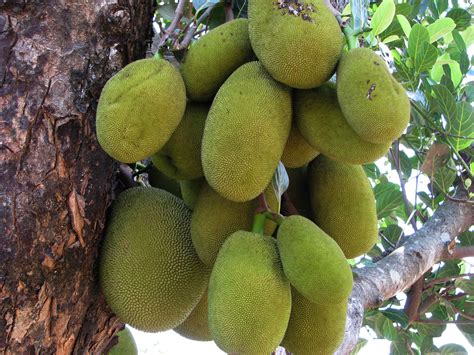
[109,327,138,355]
[174,288,212,341]
[277,215,353,305]
[202,61,292,202]
[181,18,254,102]
[337,48,411,144]
[208,231,291,354]
[151,102,209,180]
[281,123,319,168]
[148,166,181,197]
[248,0,344,89]
[285,167,312,218]
[99,187,209,332]
[295,84,391,165]
[281,288,347,355]
[191,182,278,267]
[308,156,378,259]
[96,58,186,163]
[180,177,205,210]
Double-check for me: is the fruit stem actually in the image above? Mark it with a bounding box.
[263,211,285,225]
[251,213,267,235]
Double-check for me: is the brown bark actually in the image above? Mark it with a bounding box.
[0,1,152,353]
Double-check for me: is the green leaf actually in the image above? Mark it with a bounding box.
[157,3,177,21]
[430,54,463,86]
[193,0,220,10]
[381,224,404,249]
[446,8,471,31]
[414,322,446,337]
[439,344,468,355]
[381,317,400,340]
[390,340,416,355]
[397,14,412,38]
[414,42,438,72]
[408,24,430,58]
[432,163,456,193]
[371,0,396,36]
[436,260,461,279]
[374,182,404,219]
[363,163,381,180]
[459,231,474,247]
[427,18,456,43]
[455,278,474,295]
[446,101,474,151]
[381,309,409,328]
[350,338,368,355]
[432,85,457,121]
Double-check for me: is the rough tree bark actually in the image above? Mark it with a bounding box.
[336,195,474,354]
[0,1,152,353]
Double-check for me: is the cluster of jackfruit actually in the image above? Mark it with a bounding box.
[98,1,411,353]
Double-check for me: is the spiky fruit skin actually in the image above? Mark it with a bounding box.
[174,288,212,341]
[148,166,182,198]
[248,0,343,89]
[295,84,391,164]
[308,156,378,259]
[96,58,186,163]
[209,231,291,354]
[286,167,312,218]
[99,187,209,332]
[179,177,205,210]
[337,48,410,144]
[281,123,319,168]
[202,61,292,202]
[281,288,347,355]
[151,102,209,180]
[277,215,353,305]
[191,183,278,267]
[181,19,254,102]
[109,327,138,355]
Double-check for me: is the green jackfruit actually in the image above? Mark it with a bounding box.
[151,102,209,180]
[281,288,347,355]
[308,156,378,259]
[248,0,344,89]
[96,58,186,163]
[109,327,138,355]
[99,187,209,332]
[281,123,319,168]
[180,177,205,210]
[209,231,291,354]
[277,215,353,305]
[285,167,312,218]
[181,19,254,102]
[202,61,292,202]
[148,166,182,197]
[191,182,278,267]
[174,288,212,341]
[337,48,411,144]
[295,84,391,165]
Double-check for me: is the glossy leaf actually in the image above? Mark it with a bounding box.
[374,182,404,219]
[397,14,412,38]
[427,18,456,43]
[439,344,468,355]
[371,0,396,36]
[447,8,471,31]
[446,101,474,151]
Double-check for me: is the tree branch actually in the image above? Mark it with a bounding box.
[157,0,187,48]
[336,194,474,354]
[443,246,474,260]
[424,273,474,290]
[178,3,217,50]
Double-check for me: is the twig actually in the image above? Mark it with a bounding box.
[390,142,417,231]
[178,3,217,49]
[444,246,474,260]
[322,0,342,22]
[424,273,474,289]
[418,294,438,315]
[157,0,187,48]
[224,0,234,22]
[414,319,474,325]
[443,298,474,321]
[404,278,424,323]
[118,164,138,188]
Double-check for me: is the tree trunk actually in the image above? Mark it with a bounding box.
[0,1,152,353]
